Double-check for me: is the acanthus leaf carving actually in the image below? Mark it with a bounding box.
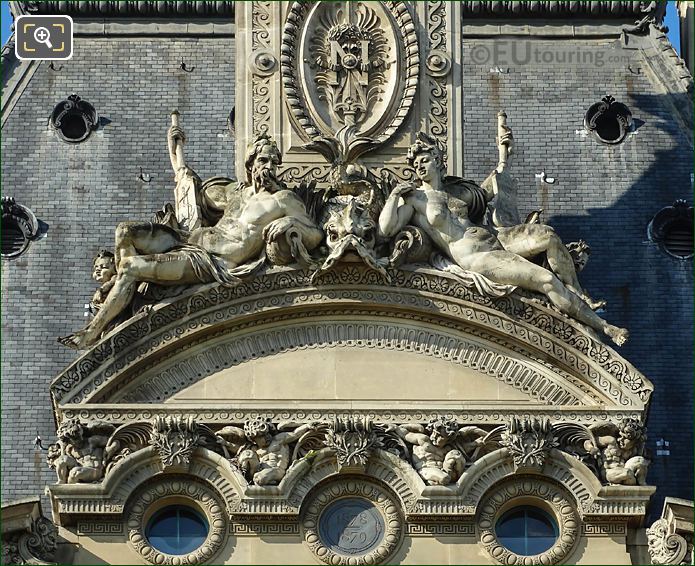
[500,417,558,471]
[325,416,381,472]
[647,518,692,565]
[149,415,201,469]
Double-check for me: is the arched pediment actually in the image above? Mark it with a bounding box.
[52,266,651,423]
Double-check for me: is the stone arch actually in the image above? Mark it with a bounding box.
[106,447,244,515]
[459,448,602,514]
[50,268,652,414]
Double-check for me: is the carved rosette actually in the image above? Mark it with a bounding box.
[126,477,228,565]
[301,479,403,565]
[647,519,692,565]
[477,478,580,565]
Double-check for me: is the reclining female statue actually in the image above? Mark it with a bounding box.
[378,133,628,346]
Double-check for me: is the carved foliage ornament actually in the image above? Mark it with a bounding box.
[647,519,692,565]
[150,415,200,468]
[1,517,58,565]
[500,417,559,470]
[281,1,419,154]
[325,417,382,472]
[477,478,580,565]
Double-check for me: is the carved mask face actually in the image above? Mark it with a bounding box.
[574,251,589,272]
[251,145,281,193]
[413,153,439,184]
[93,257,116,284]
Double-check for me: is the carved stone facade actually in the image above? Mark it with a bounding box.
[1,1,693,565]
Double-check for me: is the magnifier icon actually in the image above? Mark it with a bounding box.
[33,27,53,49]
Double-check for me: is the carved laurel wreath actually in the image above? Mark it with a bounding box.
[126,477,227,565]
[281,1,419,145]
[301,478,403,565]
[477,477,580,565]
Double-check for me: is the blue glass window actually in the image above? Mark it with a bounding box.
[495,506,558,556]
[145,506,208,555]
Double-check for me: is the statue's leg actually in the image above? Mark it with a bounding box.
[498,226,604,309]
[59,251,205,349]
[418,467,451,486]
[463,251,628,346]
[114,221,182,267]
[443,450,465,482]
[253,466,285,486]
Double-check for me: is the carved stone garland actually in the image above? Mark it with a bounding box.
[477,477,580,565]
[127,477,228,565]
[302,478,404,565]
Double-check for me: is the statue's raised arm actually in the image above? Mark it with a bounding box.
[168,111,202,232]
[59,131,323,350]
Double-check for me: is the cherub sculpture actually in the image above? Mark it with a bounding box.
[584,420,649,486]
[378,132,628,345]
[216,418,324,486]
[59,128,323,350]
[88,250,117,315]
[555,419,649,485]
[386,418,489,486]
[47,419,118,484]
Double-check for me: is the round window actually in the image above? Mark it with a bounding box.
[318,497,385,556]
[495,506,558,556]
[145,506,208,555]
[50,94,98,143]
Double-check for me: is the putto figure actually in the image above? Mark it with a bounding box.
[387,418,488,486]
[47,419,117,484]
[378,133,628,346]
[59,128,323,350]
[583,419,649,486]
[88,249,117,315]
[216,418,323,486]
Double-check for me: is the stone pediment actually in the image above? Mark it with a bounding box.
[52,264,651,424]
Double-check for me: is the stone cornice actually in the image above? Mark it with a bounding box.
[20,1,659,19]
[459,1,661,19]
[21,1,234,17]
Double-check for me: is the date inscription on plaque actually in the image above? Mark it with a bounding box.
[318,498,385,556]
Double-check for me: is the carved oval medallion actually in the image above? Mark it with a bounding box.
[282,1,419,145]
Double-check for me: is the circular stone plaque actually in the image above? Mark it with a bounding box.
[302,479,403,565]
[318,498,385,556]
